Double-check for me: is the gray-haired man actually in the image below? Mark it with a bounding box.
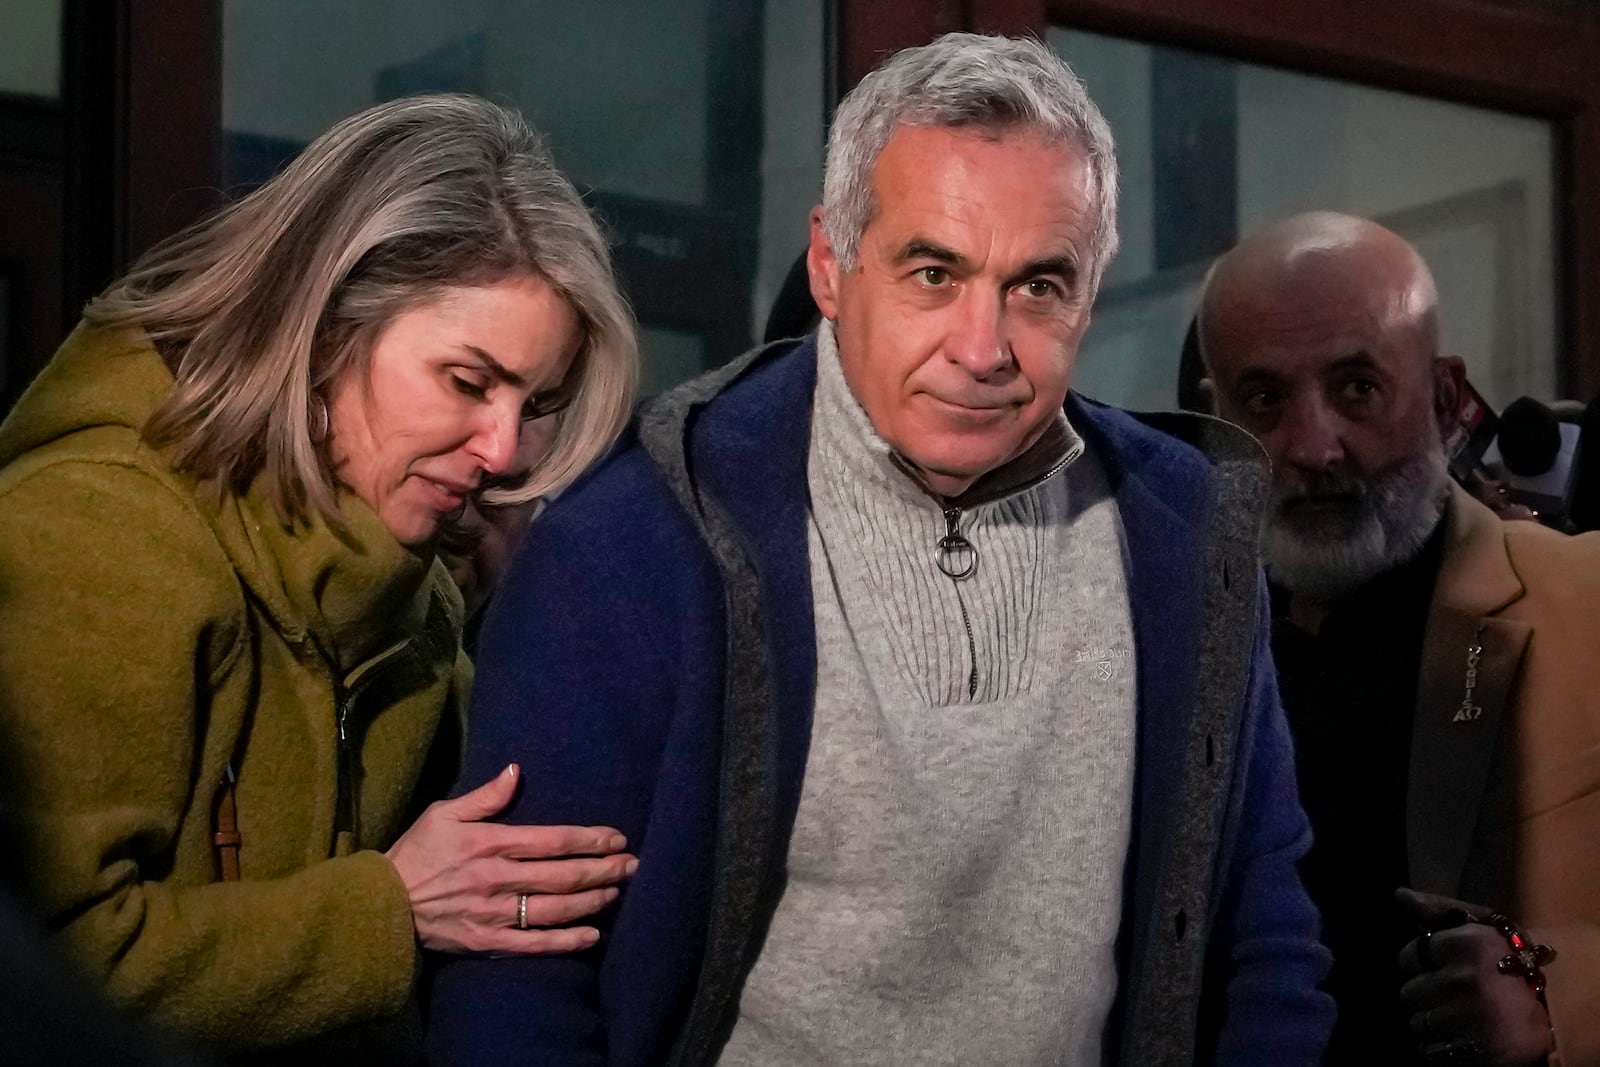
[430,33,1333,1067]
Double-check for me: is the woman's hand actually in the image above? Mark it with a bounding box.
[386,763,636,955]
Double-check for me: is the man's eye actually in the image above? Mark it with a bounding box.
[451,376,489,399]
[1242,390,1281,416]
[1019,278,1062,300]
[1340,378,1379,401]
[916,266,950,287]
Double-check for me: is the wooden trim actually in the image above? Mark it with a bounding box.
[121,0,222,266]
[55,0,222,315]
[1565,98,1600,400]
[1026,0,1598,115]
[58,0,121,323]
[0,174,64,402]
[835,0,965,91]
[970,0,1600,400]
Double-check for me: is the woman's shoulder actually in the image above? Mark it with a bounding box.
[0,322,237,582]
[0,427,250,654]
[0,324,173,466]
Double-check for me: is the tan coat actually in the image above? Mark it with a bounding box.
[1408,483,1600,1066]
[0,326,470,1058]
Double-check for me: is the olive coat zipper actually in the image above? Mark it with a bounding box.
[333,637,414,845]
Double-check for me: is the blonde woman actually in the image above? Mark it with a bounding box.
[0,94,639,1060]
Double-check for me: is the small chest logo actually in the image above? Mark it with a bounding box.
[1076,645,1130,680]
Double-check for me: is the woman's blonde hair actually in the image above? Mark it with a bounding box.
[86,93,638,523]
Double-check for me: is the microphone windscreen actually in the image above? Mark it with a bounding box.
[1498,396,1562,476]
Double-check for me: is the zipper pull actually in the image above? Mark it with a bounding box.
[937,507,977,580]
[335,685,357,842]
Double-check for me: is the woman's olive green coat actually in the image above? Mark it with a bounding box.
[0,327,471,1057]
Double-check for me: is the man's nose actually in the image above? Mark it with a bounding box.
[946,290,1011,378]
[469,404,521,475]
[1277,396,1347,473]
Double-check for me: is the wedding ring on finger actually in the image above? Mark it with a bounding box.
[516,892,529,931]
[1418,929,1437,969]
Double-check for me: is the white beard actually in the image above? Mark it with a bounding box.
[1263,447,1450,601]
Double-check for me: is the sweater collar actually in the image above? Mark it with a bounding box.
[811,320,1083,513]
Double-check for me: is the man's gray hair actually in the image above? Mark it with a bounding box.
[822,32,1120,285]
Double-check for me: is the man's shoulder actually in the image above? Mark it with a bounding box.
[1502,514,1600,601]
[640,334,816,455]
[532,428,694,555]
[522,335,819,567]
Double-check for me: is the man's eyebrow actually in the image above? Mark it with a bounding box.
[1009,255,1079,287]
[462,345,527,388]
[1325,351,1383,375]
[895,239,965,266]
[1232,366,1285,391]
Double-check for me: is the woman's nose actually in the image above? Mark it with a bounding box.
[469,405,521,475]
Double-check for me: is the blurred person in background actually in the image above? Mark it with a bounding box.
[1202,211,1600,1067]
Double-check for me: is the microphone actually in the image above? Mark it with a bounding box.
[1497,397,1563,477]
[1484,396,1582,523]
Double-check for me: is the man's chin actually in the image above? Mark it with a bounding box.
[1266,449,1451,601]
[1263,530,1386,602]
[1272,505,1368,545]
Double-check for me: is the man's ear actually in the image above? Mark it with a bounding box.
[1432,355,1467,437]
[1198,376,1218,415]
[807,207,842,321]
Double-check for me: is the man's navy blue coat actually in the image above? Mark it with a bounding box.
[427,335,1333,1066]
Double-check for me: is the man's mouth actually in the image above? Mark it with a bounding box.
[1276,489,1368,524]
[924,393,1017,415]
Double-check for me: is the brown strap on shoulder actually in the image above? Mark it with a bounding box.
[212,763,241,882]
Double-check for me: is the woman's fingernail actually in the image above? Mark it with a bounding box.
[607,833,626,851]
[503,763,518,778]
[605,886,621,902]
[624,858,639,876]
[582,928,600,945]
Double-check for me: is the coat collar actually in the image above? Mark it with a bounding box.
[1406,482,1532,897]
[1432,481,1527,618]
[209,482,445,678]
[10,324,451,679]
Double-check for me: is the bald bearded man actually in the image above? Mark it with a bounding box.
[1200,212,1600,1067]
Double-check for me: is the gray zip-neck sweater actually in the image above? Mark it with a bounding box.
[720,324,1138,1066]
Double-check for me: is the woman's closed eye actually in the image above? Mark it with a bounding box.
[451,374,490,400]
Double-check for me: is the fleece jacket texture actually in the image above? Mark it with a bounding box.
[426,333,1334,1067]
[0,325,470,1061]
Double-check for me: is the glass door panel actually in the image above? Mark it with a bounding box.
[1050,27,1559,412]
[222,0,827,394]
